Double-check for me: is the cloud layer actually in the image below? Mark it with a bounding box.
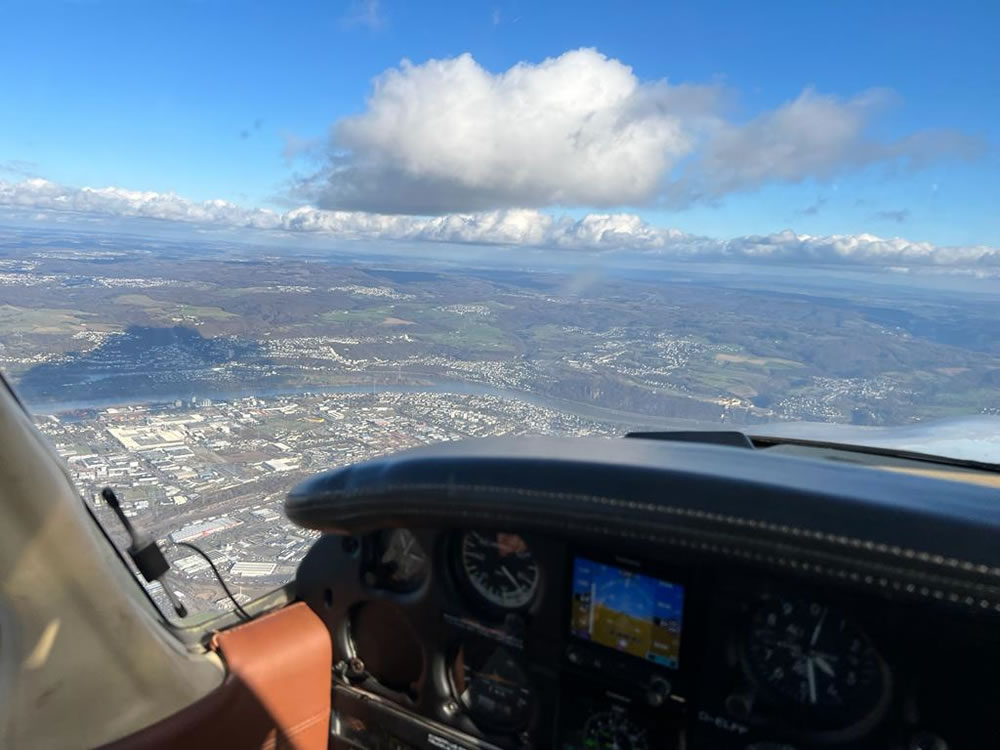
[0,178,282,230]
[296,49,708,213]
[291,49,981,214]
[2,177,998,268]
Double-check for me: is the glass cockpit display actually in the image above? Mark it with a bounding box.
[570,556,684,669]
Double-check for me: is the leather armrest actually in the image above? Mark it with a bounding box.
[101,602,332,750]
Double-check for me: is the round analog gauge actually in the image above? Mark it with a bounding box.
[459,530,540,610]
[583,709,649,750]
[743,598,889,727]
[371,528,429,593]
[452,641,534,731]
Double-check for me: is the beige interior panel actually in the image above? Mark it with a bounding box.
[0,382,225,749]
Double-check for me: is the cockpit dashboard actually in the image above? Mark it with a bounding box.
[287,436,1000,750]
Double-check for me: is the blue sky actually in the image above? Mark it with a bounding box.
[1,0,997,248]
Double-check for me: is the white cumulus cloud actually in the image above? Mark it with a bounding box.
[291,49,983,213]
[0,178,283,230]
[685,89,983,198]
[297,48,721,213]
[1,177,998,268]
[694,89,893,195]
[714,230,1000,266]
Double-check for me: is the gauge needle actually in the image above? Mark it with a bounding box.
[807,657,818,704]
[500,565,519,588]
[814,655,835,677]
[810,606,828,647]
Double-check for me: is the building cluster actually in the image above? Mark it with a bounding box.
[35,390,620,619]
[773,375,907,422]
[328,284,415,300]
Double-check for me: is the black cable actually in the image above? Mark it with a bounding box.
[173,541,253,621]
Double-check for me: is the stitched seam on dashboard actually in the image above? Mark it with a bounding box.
[305,482,1000,577]
[333,500,1000,594]
[565,518,1000,613]
[322,500,1000,613]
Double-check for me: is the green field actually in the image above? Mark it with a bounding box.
[321,306,400,324]
[714,352,804,368]
[113,294,235,320]
[0,304,96,334]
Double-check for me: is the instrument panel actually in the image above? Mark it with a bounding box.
[455,530,541,615]
[295,527,999,750]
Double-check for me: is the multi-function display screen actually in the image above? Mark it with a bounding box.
[570,556,684,669]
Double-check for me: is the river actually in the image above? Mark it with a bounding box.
[28,378,712,431]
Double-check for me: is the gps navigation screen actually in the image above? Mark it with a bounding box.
[570,556,684,669]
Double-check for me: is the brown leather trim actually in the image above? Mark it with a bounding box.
[101,602,332,750]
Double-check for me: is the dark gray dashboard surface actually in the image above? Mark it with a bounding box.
[286,436,1000,611]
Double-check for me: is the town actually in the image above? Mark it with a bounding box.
[35,390,622,620]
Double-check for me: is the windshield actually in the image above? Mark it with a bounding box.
[2,1,997,619]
